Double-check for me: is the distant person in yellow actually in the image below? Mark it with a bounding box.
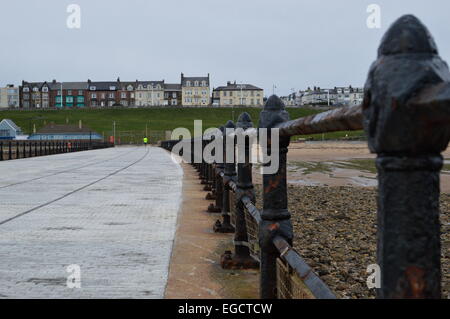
[143,137,148,146]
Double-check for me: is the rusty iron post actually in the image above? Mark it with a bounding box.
[363,15,450,299]
[206,135,217,200]
[208,127,224,213]
[201,138,208,185]
[258,95,293,299]
[214,121,236,233]
[222,112,259,269]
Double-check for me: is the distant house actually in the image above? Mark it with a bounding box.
[28,122,102,140]
[0,119,22,140]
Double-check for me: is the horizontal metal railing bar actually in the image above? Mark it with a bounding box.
[272,235,336,299]
[275,104,363,137]
[241,196,262,224]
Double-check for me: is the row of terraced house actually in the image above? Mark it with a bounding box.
[0,73,265,108]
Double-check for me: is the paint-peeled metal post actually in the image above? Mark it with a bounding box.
[221,112,259,269]
[258,95,293,299]
[208,127,224,213]
[213,121,236,233]
[363,15,450,298]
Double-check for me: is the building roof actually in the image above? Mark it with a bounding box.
[181,73,210,86]
[164,83,182,91]
[35,123,98,134]
[0,119,21,132]
[51,82,88,90]
[87,81,120,91]
[214,82,263,91]
[135,80,165,89]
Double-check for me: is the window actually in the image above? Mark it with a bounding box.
[77,96,84,102]
[33,87,38,92]
[122,100,128,106]
[23,94,30,100]
[91,93,97,98]
[42,93,49,99]
[42,87,48,92]
[91,100,97,106]
[78,90,83,95]
[90,86,96,91]
[108,93,114,99]
[66,97,73,103]
[194,81,199,87]
[67,90,72,96]
[202,81,206,87]
[202,90,207,95]
[172,92,176,98]
[23,87,29,92]
[121,92,127,98]
[108,101,114,106]
[101,93,106,99]
[23,101,30,107]
[109,86,116,91]
[186,81,191,87]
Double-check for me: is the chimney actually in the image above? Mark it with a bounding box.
[52,79,56,84]
[227,81,231,86]
[79,120,82,129]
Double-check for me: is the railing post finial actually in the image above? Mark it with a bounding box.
[364,14,450,299]
[258,94,293,299]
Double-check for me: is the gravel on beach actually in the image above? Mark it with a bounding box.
[255,185,450,299]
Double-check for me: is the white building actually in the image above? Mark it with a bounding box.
[135,81,165,106]
[299,86,363,106]
[0,85,19,108]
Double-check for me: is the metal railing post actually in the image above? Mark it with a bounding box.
[8,141,12,160]
[208,127,224,213]
[258,96,293,299]
[213,120,235,233]
[0,142,3,161]
[222,112,259,269]
[363,15,450,299]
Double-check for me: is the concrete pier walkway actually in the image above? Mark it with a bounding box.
[0,146,182,298]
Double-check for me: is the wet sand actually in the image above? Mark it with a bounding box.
[253,141,450,193]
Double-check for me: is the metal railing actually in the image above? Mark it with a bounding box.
[160,15,450,299]
[0,140,114,161]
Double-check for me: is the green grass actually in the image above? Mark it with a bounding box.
[0,107,364,140]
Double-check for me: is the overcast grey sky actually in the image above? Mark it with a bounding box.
[1,0,449,95]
